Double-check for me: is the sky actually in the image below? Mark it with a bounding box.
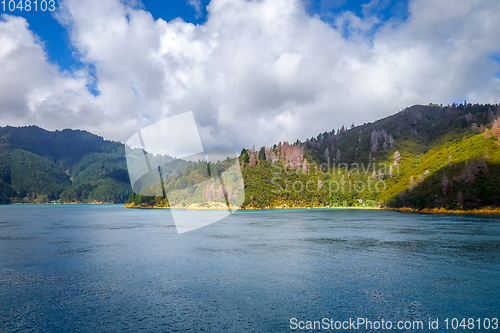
[0,0,499,152]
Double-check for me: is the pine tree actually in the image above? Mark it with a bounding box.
[388,134,395,149]
[398,190,405,200]
[336,149,341,162]
[492,117,500,138]
[493,125,499,139]
[465,162,476,183]
[371,129,382,153]
[198,161,210,177]
[240,148,250,163]
[484,128,490,139]
[259,147,266,160]
[393,151,401,163]
[409,176,416,191]
[478,155,488,175]
[389,165,394,177]
[371,171,377,181]
[442,174,453,195]
[249,154,256,167]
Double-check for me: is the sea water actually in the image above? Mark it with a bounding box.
[1,205,499,332]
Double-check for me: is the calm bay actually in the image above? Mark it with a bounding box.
[1,205,499,332]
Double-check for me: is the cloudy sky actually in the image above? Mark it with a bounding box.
[0,0,499,151]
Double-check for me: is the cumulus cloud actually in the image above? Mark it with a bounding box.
[0,14,98,128]
[187,0,203,18]
[0,0,499,151]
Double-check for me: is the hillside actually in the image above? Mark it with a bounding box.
[0,126,131,204]
[124,103,500,211]
[1,102,500,210]
[237,103,500,210]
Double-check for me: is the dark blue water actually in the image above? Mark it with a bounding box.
[0,205,499,332]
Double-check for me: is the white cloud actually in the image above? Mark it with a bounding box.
[0,0,499,151]
[187,0,203,19]
[0,14,99,129]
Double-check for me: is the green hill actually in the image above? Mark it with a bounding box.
[1,102,499,211]
[0,126,131,204]
[237,103,500,210]
[243,104,500,209]
[125,102,500,211]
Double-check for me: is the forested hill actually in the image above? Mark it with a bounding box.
[239,103,500,210]
[2,102,500,210]
[0,126,131,204]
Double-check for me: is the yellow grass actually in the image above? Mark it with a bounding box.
[385,207,500,215]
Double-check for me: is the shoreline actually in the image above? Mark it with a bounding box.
[7,202,119,205]
[122,203,500,215]
[385,207,500,215]
[122,203,381,210]
[3,203,499,215]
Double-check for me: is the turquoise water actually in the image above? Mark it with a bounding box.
[1,205,499,332]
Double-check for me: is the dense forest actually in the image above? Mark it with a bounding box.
[127,102,500,211]
[0,126,132,204]
[237,103,500,210]
[1,102,500,211]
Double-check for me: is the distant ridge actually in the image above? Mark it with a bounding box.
[1,102,500,211]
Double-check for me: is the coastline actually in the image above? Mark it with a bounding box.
[122,202,500,215]
[385,207,500,215]
[6,201,119,205]
[3,203,499,215]
[122,202,381,210]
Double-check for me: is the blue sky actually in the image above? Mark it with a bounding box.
[17,0,410,73]
[0,0,499,149]
[9,1,212,71]
[5,9,72,68]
